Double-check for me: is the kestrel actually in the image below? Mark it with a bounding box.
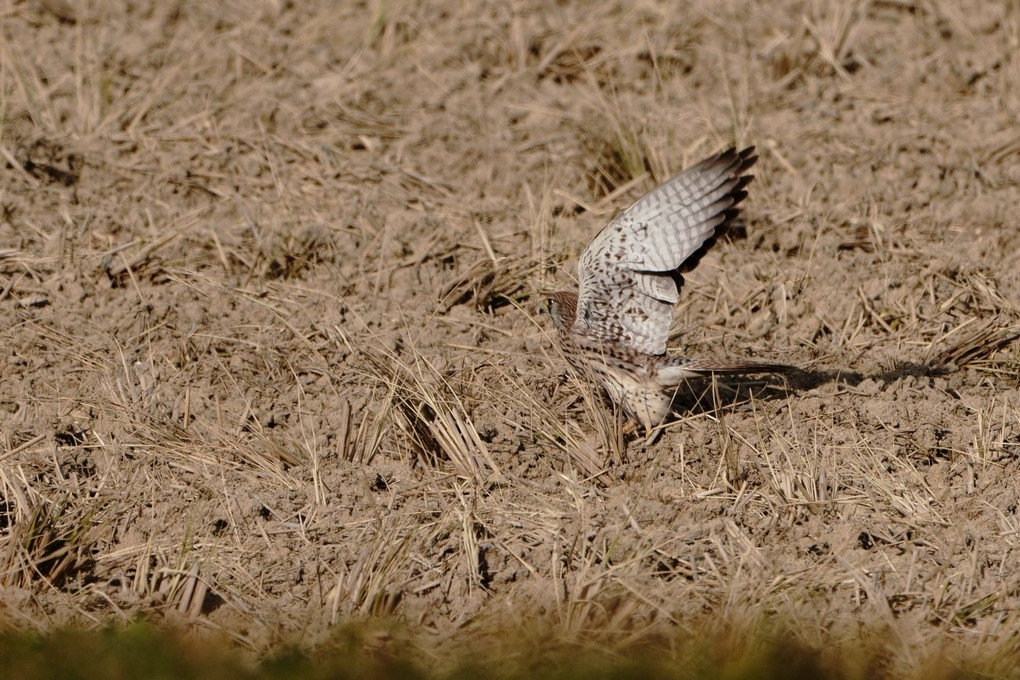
[547,146,790,432]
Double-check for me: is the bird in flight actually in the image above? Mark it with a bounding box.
[547,146,790,433]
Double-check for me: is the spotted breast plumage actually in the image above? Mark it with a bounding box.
[547,146,790,432]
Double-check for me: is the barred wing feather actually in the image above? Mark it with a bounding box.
[572,147,757,356]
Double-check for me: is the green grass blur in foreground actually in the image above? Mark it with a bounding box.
[0,622,985,680]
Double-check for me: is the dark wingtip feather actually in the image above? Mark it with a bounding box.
[674,148,758,276]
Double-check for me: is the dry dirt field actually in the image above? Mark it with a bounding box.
[2,0,1020,675]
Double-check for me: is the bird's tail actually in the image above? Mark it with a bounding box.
[655,356,793,386]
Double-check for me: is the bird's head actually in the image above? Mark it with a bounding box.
[544,291,578,334]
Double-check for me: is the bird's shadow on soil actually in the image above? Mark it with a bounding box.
[668,361,950,419]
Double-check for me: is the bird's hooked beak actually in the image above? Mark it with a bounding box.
[542,295,559,325]
[544,291,576,333]
[543,296,559,315]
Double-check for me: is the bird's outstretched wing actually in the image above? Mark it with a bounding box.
[572,146,757,356]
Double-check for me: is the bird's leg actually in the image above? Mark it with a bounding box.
[620,404,665,446]
[642,423,664,446]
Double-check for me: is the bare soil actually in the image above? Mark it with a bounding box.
[2,0,1019,674]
